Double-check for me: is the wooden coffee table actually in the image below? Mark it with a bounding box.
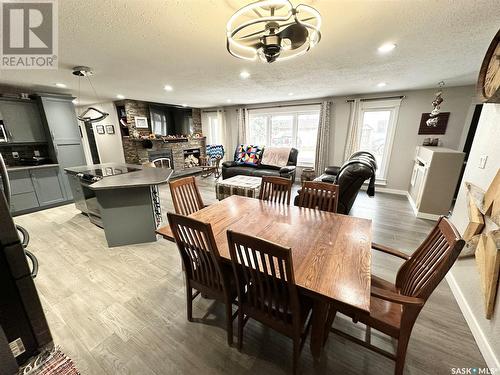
[215,175,262,200]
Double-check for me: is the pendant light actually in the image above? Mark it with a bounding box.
[73,66,109,123]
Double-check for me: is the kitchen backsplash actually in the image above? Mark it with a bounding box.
[0,144,50,166]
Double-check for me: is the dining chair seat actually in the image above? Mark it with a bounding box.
[367,276,403,338]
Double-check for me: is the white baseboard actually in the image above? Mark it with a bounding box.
[405,192,440,221]
[376,187,408,195]
[446,272,500,370]
[360,186,408,196]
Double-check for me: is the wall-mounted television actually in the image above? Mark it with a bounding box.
[149,105,193,136]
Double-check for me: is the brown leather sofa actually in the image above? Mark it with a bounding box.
[295,151,377,215]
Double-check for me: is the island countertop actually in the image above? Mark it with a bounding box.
[64,163,173,191]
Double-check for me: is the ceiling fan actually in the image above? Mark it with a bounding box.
[226,0,322,63]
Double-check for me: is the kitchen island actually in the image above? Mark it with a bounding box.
[65,163,172,247]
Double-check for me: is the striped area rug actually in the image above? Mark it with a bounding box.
[20,346,80,375]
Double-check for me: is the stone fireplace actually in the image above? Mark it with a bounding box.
[183,148,201,168]
[122,137,206,170]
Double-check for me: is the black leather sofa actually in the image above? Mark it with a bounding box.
[295,151,377,215]
[222,148,298,180]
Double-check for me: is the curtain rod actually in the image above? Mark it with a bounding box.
[247,102,324,111]
[346,95,406,103]
[201,110,225,113]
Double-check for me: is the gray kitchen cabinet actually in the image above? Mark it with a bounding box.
[5,166,67,215]
[10,192,39,213]
[0,99,47,142]
[37,96,86,201]
[7,170,35,195]
[30,167,65,206]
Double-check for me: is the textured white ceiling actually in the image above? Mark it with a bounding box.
[0,0,499,107]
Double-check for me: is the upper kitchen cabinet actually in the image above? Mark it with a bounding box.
[36,95,86,200]
[0,99,47,143]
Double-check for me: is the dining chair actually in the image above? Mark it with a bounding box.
[169,176,205,216]
[326,216,465,375]
[258,176,293,205]
[151,157,172,169]
[297,181,339,213]
[226,230,312,375]
[167,212,237,345]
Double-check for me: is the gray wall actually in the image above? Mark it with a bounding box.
[449,103,500,368]
[76,102,126,164]
[218,85,475,191]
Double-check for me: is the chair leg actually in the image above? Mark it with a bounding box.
[186,283,193,322]
[225,302,233,346]
[394,332,411,375]
[237,310,244,351]
[292,337,300,375]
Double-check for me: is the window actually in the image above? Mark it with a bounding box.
[151,110,167,135]
[204,113,221,145]
[247,105,320,166]
[356,99,401,181]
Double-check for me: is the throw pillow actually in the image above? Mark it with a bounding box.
[235,145,263,166]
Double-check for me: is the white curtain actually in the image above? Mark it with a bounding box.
[201,111,211,141]
[217,109,232,161]
[237,107,248,145]
[314,101,332,175]
[343,99,361,161]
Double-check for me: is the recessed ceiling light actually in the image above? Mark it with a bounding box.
[164,85,173,91]
[226,99,232,103]
[378,43,396,53]
[288,92,294,96]
[181,103,187,107]
[239,71,250,79]
[377,82,387,87]
[72,99,78,104]
[116,94,125,99]
[55,83,67,88]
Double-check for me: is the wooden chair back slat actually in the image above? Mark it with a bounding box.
[227,230,299,325]
[168,213,224,292]
[259,176,293,205]
[297,181,339,213]
[396,217,465,299]
[169,176,204,216]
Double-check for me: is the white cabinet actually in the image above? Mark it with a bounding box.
[407,146,465,220]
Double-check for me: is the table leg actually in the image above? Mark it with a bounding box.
[310,299,329,360]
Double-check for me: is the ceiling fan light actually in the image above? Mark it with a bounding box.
[227,0,320,64]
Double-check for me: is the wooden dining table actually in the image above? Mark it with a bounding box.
[156,195,372,359]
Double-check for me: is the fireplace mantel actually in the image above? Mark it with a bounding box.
[122,136,206,170]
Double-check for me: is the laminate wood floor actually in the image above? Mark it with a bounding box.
[14,177,486,374]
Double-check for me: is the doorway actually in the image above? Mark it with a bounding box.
[84,122,101,164]
[453,104,483,199]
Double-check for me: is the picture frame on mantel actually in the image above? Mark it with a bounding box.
[135,116,149,129]
[418,112,450,135]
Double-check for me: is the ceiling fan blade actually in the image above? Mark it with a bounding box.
[239,34,262,43]
[278,23,308,49]
[239,17,315,40]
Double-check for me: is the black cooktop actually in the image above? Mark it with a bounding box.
[83,166,141,177]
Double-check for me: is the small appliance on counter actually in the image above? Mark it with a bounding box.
[18,156,52,166]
